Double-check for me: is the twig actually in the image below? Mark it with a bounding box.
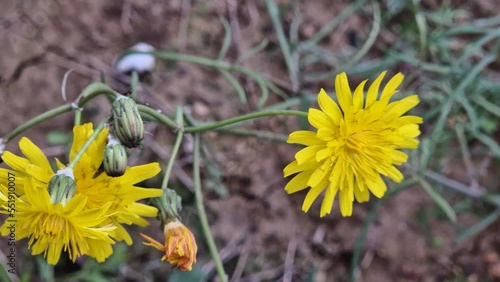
[240,266,284,282]
[120,0,133,34]
[178,0,192,50]
[227,0,242,54]
[424,170,484,199]
[455,123,480,192]
[193,134,228,282]
[231,240,251,282]
[283,236,298,282]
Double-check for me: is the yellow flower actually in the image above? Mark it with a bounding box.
[140,219,197,271]
[0,123,163,246]
[0,184,10,215]
[284,71,422,217]
[0,178,116,264]
[0,137,54,195]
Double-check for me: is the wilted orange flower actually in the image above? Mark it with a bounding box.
[140,219,197,271]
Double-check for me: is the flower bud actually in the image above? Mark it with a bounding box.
[150,188,183,223]
[103,136,128,177]
[112,95,144,148]
[140,219,197,271]
[163,189,182,220]
[48,168,76,205]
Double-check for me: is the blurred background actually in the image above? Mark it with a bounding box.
[0,0,499,281]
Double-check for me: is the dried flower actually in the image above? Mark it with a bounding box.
[140,219,197,271]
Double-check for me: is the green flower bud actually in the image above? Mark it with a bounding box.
[112,95,144,148]
[150,188,182,224]
[103,136,128,177]
[163,188,182,221]
[48,168,76,205]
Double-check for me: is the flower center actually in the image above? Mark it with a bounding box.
[345,131,366,153]
[41,214,66,239]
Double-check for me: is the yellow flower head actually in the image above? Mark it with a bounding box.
[0,123,163,247]
[140,219,198,271]
[284,71,422,217]
[0,178,116,264]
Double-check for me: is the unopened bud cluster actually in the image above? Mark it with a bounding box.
[102,94,145,177]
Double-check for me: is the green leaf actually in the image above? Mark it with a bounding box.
[455,209,500,244]
[220,70,247,104]
[217,17,232,61]
[420,179,457,223]
[484,194,500,207]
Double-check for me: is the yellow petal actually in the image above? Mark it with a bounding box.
[365,71,386,108]
[118,163,161,185]
[307,161,331,187]
[283,160,317,177]
[19,137,52,171]
[287,130,324,146]
[334,73,353,112]
[352,79,368,111]
[2,152,30,173]
[354,185,370,203]
[386,95,420,117]
[398,124,421,138]
[316,147,334,162]
[25,164,52,183]
[308,108,334,130]
[389,150,408,165]
[302,178,327,213]
[285,170,313,193]
[378,72,404,106]
[385,165,404,183]
[320,182,338,217]
[367,176,387,198]
[295,145,323,165]
[318,88,342,124]
[339,186,353,216]
[389,115,423,127]
[70,123,93,161]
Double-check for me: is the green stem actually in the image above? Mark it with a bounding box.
[74,109,82,126]
[265,0,299,91]
[3,83,119,144]
[67,121,107,169]
[137,105,178,129]
[4,104,71,143]
[138,105,307,134]
[193,134,227,282]
[342,2,380,71]
[184,110,307,133]
[216,128,288,143]
[130,71,139,100]
[161,107,184,191]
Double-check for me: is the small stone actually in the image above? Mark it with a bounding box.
[193,101,210,117]
[116,42,156,73]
